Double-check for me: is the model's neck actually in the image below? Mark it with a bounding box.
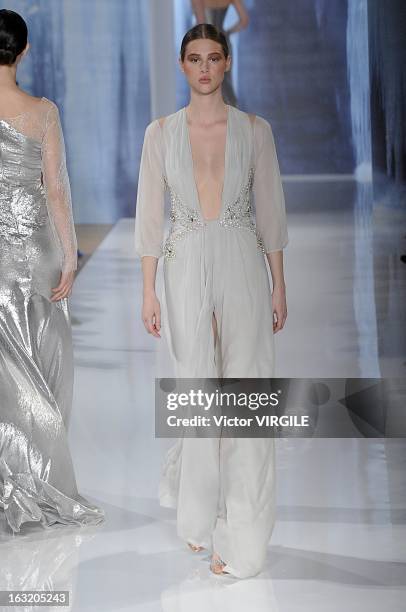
[0,65,18,90]
[186,90,228,123]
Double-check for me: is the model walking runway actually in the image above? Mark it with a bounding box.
[135,23,288,577]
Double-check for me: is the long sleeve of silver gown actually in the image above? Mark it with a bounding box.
[0,97,104,533]
[41,102,78,273]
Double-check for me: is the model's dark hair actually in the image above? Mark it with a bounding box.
[0,9,28,66]
[180,23,229,61]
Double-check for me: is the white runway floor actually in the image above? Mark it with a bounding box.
[1,195,406,611]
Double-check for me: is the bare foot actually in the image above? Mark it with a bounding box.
[210,552,228,575]
[188,542,205,552]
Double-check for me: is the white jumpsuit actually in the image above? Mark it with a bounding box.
[134,105,288,578]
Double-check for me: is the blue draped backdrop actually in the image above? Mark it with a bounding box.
[8,0,150,223]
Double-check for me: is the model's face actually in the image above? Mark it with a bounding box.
[179,38,231,96]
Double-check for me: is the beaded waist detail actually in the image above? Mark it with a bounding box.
[163,168,265,260]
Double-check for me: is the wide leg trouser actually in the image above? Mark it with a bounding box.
[160,221,277,578]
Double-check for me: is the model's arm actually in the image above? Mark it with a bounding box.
[266,250,286,331]
[134,121,165,338]
[253,116,288,333]
[191,0,206,22]
[225,0,249,35]
[41,101,78,301]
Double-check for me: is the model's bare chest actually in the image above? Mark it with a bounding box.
[188,122,226,177]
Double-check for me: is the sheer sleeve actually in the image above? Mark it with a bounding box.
[253,116,289,253]
[134,120,165,259]
[41,101,78,273]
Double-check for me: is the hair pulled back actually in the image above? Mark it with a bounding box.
[0,9,28,66]
[180,23,229,61]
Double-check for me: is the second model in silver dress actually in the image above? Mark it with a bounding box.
[0,97,104,533]
[135,105,288,577]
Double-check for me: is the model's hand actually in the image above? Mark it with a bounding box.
[51,269,75,301]
[272,285,287,333]
[142,290,161,338]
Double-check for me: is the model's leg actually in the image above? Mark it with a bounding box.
[213,437,277,577]
[210,228,277,577]
[160,241,222,549]
[176,310,225,548]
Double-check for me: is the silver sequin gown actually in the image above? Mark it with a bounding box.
[0,97,104,533]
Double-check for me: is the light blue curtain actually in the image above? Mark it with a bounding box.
[8,0,150,223]
[174,0,193,108]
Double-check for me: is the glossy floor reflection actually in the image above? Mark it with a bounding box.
[2,182,405,611]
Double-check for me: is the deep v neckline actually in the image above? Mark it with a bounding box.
[183,105,231,222]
